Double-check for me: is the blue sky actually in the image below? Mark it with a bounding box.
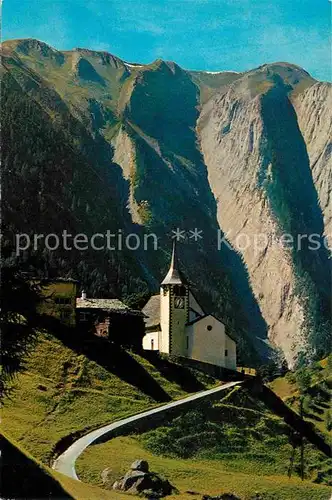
[3,0,331,81]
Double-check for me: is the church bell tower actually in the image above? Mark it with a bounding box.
[160,242,189,356]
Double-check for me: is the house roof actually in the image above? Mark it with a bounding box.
[189,289,206,316]
[142,294,160,329]
[76,298,144,316]
[30,276,79,284]
[161,242,187,286]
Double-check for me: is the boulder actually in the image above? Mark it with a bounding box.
[127,476,159,494]
[112,461,177,497]
[112,480,122,491]
[122,470,148,490]
[101,467,114,488]
[138,489,164,499]
[131,459,149,472]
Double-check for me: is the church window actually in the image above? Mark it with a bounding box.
[225,349,228,357]
[79,311,89,321]
[173,285,186,297]
[162,287,167,296]
[207,325,212,331]
[186,336,189,349]
[174,297,184,309]
[151,339,154,350]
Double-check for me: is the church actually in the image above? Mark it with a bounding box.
[142,244,237,370]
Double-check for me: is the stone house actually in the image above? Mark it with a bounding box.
[76,293,145,348]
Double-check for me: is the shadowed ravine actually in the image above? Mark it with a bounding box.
[260,83,331,356]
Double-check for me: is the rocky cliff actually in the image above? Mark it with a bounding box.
[198,65,331,365]
[292,82,332,248]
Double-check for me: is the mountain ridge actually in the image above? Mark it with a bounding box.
[2,38,322,82]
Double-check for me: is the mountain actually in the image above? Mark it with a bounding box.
[1,38,331,366]
[198,64,331,365]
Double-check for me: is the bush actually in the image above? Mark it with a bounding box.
[296,368,312,393]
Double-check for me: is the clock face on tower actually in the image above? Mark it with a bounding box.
[174,297,184,309]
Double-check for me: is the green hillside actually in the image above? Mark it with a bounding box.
[270,357,332,441]
[2,329,331,499]
[1,332,216,465]
[77,384,331,499]
[1,431,72,499]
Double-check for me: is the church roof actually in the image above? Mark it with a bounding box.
[142,294,161,330]
[161,242,187,285]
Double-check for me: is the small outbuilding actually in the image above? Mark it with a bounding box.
[76,293,145,349]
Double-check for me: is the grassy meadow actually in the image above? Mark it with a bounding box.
[2,332,331,500]
[77,385,331,500]
[77,435,331,500]
[1,332,216,464]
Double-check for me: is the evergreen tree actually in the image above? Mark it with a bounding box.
[0,259,43,397]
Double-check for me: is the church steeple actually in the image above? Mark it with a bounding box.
[160,241,188,356]
[161,241,185,285]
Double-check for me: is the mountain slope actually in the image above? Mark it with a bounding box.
[1,38,331,365]
[1,331,216,464]
[198,66,331,365]
[76,385,331,499]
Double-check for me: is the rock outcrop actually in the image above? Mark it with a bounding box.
[112,460,177,498]
[292,82,332,248]
[198,84,304,364]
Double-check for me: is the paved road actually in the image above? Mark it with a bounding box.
[52,380,242,480]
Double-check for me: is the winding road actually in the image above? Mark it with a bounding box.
[52,380,242,480]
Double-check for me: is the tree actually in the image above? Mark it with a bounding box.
[0,260,44,397]
[296,368,312,394]
[256,346,288,382]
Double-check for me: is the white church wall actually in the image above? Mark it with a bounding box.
[187,315,227,368]
[143,331,160,351]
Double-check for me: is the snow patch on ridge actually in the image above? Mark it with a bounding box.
[204,70,240,75]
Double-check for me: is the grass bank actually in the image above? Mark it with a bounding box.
[77,435,330,500]
[77,385,331,499]
[1,332,216,465]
